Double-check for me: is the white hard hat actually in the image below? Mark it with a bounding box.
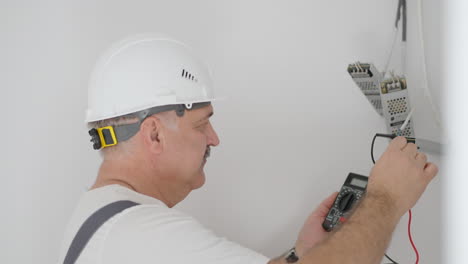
[85,33,216,123]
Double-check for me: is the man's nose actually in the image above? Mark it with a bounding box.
[207,123,220,147]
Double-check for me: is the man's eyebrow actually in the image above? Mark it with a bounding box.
[195,111,214,123]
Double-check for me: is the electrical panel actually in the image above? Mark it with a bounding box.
[380,76,415,137]
[348,63,415,137]
[347,63,384,116]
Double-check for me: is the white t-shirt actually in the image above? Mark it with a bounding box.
[58,185,269,264]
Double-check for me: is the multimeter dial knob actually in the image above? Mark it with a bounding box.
[338,192,356,212]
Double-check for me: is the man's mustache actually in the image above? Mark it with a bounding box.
[204,147,211,160]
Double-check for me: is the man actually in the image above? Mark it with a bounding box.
[59,34,438,264]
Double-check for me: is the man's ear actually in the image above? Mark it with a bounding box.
[140,116,165,154]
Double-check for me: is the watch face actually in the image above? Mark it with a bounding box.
[285,248,299,263]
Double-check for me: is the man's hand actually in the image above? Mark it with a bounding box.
[369,136,439,217]
[270,137,439,264]
[295,192,338,258]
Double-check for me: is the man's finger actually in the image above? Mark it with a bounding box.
[415,152,428,166]
[424,162,439,180]
[322,192,338,209]
[389,136,408,150]
[403,143,418,156]
[313,192,338,217]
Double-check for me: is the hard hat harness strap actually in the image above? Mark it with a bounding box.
[88,102,211,150]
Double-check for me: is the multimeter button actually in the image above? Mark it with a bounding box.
[339,217,347,223]
[338,193,356,212]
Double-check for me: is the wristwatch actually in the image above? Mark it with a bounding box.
[284,247,299,263]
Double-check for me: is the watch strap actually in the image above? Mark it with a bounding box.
[285,247,299,263]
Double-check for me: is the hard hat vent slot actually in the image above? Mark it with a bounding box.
[181,69,198,82]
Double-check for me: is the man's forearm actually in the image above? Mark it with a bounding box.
[268,137,437,264]
[300,191,400,264]
[269,191,401,264]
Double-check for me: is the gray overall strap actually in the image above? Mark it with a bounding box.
[63,200,140,264]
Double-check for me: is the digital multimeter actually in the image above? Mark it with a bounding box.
[322,173,368,232]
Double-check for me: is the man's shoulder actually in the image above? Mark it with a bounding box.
[66,185,190,240]
[61,185,269,264]
[104,203,204,237]
[59,185,198,263]
[101,204,270,264]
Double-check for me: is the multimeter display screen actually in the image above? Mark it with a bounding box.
[350,178,367,188]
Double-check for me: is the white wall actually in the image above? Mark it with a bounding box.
[1,1,442,263]
[443,0,468,263]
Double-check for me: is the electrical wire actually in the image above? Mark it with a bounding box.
[385,253,399,264]
[371,133,396,164]
[383,28,399,78]
[384,0,441,129]
[399,107,415,132]
[408,210,420,264]
[371,134,378,164]
[401,41,407,75]
[416,0,441,128]
[371,1,425,263]
[384,0,406,78]
[397,0,407,75]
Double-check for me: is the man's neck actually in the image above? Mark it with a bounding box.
[91,178,137,192]
[91,159,189,208]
